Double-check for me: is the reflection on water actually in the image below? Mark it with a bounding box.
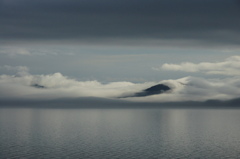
[0,108,240,158]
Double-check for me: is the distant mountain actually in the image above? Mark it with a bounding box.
[1,96,240,108]
[121,84,171,98]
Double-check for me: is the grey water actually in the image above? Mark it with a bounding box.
[1,108,240,159]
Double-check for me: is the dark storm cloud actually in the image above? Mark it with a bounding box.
[1,0,240,45]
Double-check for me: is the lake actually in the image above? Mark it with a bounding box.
[0,107,240,158]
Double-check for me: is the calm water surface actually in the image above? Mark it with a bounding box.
[0,108,240,158]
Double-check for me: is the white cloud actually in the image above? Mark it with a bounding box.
[126,76,240,102]
[159,56,240,76]
[0,72,155,100]
[0,70,240,103]
[0,47,31,56]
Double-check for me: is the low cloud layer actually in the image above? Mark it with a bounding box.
[0,71,152,100]
[1,55,240,105]
[160,56,240,76]
[1,68,240,103]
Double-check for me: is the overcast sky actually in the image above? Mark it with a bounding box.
[1,0,240,43]
[1,0,240,103]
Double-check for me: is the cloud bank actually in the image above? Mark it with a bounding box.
[0,71,153,100]
[160,56,240,76]
[1,69,240,103]
[1,55,240,106]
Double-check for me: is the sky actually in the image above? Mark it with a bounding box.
[1,0,240,104]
